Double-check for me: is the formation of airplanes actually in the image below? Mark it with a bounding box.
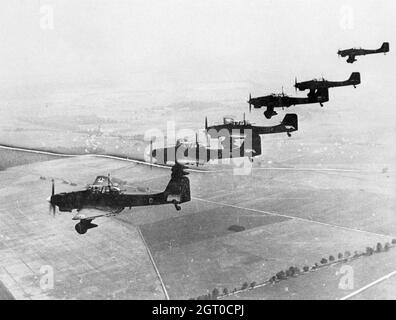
[47,41,389,234]
[249,42,388,119]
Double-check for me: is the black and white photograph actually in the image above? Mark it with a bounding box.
[0,0,395,304]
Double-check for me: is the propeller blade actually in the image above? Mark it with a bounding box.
[248,93,252,113]
[150,139,153,169]
[174,137,178,165]
[205,116,208,130]
[196,132,199,167]
[48,203,56,216]
[49,179,56,216]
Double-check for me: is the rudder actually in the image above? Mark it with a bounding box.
[281,114,298,131]
[381,42,390,52]
[349,72,361,84]
[164,164,191,204]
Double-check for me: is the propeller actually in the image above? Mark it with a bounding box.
[294,77,298,93]
[248,93,252,113]
[175,137,181,165]
[48,179,56,216]
[205,116,208,130]
[149,139,153,169]
[195,132,199,167]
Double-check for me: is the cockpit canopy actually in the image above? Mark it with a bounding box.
[93,176,110,185]
[223,117,235,124]
[88,176,121,193]
[223,117,250,126]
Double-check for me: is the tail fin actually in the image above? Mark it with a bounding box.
[164,163,191,204]
[348,72,361,85]
[233,132,262,158]
[380,42,390,52]
[281,114,298,131]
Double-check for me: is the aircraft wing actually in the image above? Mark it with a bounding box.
[72,208,119,221]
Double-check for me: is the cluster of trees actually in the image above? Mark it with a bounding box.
[366,241,392,255]
[266,240,396,288]
[194,288,220,300]
[193,281,258,300]
[192,239,396,300]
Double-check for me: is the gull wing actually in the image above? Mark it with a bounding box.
[72,208,122,221]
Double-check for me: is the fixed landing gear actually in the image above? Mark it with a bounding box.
[287,132,292,137]
[172,200,181,211]
[75,222,87,234]
[347,57,356,64]
[264,109,277,119]
[75,220,98,234]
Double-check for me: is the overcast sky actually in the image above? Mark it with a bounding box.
[0,0,395,93]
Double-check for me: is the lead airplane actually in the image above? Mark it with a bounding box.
[337,42,389,63]
[47,163,190,234]
[248,88,329,119]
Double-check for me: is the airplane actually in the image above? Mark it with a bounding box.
[294,72,360,98]
[151,132,262,166]
[248,88,329,119]
[47,163,191,234]
[337,42,389,63]
[205,113,298,138]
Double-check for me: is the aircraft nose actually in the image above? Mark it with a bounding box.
[46,196,51,203]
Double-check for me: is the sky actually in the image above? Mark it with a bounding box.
[0,0,395,91]
[0,0,395,166]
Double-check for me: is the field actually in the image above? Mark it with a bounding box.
[0,149,62,171]
[226,243,396,300]
[0,145,394,299]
